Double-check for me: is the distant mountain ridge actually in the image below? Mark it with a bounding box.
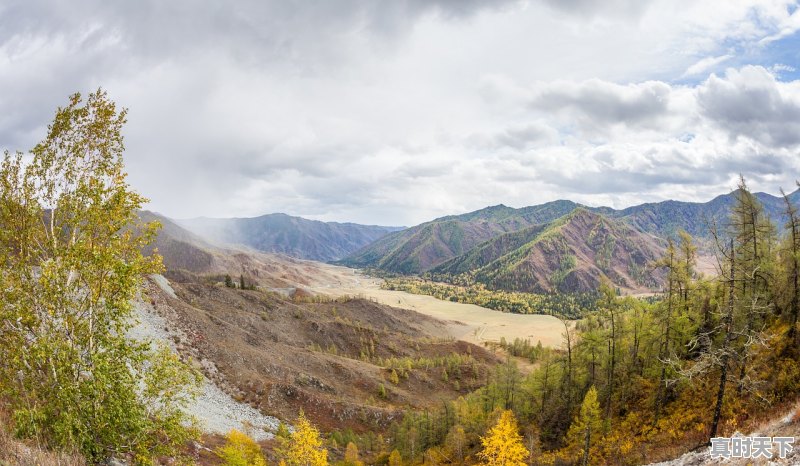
[339,189,800,293]
[598,189,800,240]
[177,213,403,262]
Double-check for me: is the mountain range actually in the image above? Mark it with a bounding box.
[161,189,799,295]
[176,213,403,262]
[339,189,800,293]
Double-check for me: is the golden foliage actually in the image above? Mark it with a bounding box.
[216,429,267,466]
[388,449,403,466]
[280,412,328,466]
[478,410,529,466]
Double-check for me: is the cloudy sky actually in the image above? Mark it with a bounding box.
[2,0,800,226]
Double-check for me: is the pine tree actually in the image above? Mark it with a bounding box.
[478,410,529,466]
[225,274,234,288]
[240,274,246,290]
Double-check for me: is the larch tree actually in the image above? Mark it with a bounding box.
[779,185,800,341]
[344,442,363,466]
[568,386,602,466]
[478,410,530,466]
[653,239,678,425]
[444,424,467,463]
[730,178,775,395]
[388,449,404,466]
[280,411,329,466]
[216,429,267,466]
[0,90,200,462]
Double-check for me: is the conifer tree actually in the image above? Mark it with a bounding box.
[444,425,467,463]
[388,449,403,466]
[478,410,529,466]
[568,386,601,466]
[780,186,800,341]
[280,411,328,466]
[344,442,363,466]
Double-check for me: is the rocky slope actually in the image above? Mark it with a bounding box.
[647,404,800,466]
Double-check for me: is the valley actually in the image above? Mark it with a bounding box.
[301,263,567,348]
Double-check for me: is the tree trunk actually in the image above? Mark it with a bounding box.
[711,239,735,441]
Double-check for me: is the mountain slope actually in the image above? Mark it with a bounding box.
[340,201,580,273]
[437,208,665,293]
[341,189,799,281]
[178,213,403,262]
[139,211,369,292]
[142,271,499,433]
[139,210,218,273]
[432,223,550,277]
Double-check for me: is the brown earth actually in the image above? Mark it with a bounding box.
[144,271,500,434]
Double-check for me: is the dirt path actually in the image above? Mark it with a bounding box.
[303,264,567,348]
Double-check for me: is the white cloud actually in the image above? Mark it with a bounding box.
[682,54,733,78]
[1,0,799,226]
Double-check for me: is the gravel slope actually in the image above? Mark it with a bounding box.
[130,275,280,440]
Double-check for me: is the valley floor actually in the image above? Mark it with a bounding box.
[303,263,567,348]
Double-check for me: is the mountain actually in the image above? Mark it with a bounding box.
[139,211,375,292]
[176,213,403,262]
[598,189,800,241]
[340,189,800,293]
[434,208,665,293]
[139,210,218,273]
[339,200,580,273]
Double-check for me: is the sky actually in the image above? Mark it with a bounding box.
[1,0,800,226]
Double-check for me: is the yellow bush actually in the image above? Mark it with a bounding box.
[216,429,267,466]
